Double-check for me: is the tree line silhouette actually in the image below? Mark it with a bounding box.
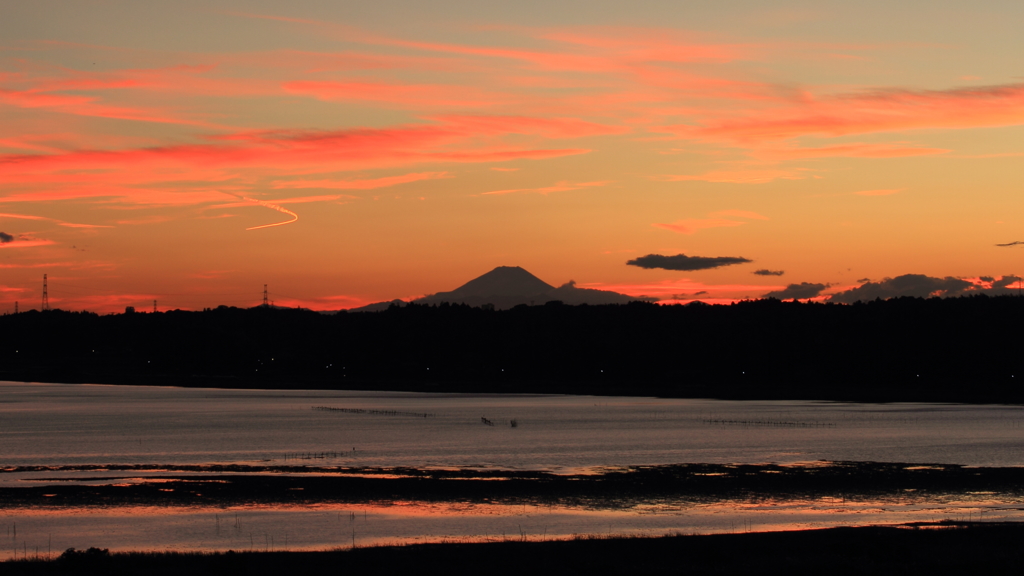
[1,295,1022,402]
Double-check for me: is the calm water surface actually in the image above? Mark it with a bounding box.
[3,381,1024,558]
[3,381,1024,469]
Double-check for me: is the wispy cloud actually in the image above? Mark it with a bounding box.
[272,171,450,190]
[0,238,56,249]
[652,218,746,234]
[480,180,610,196]
[652,209,766,234]
[655,168,809,184]
[283,80,505,108]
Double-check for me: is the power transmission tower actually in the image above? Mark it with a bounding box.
[263,284,269,308]
[153,300,157,313]
[42,274,49,311]
[14,301,17,314]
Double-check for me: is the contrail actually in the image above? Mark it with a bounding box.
[228,195,299,230]
[242,195,299,229]
[996,241,1024,247]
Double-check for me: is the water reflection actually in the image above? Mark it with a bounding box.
[5,492,1024,560]
[6,382,1024,558]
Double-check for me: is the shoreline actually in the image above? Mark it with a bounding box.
[6,376,1024,405]
[5,522,1024,575]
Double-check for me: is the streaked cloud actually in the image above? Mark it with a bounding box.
[655,169,809,184]
[652,218,746,234]
[652,208,769,235]
[272,172,451,190]
[0,238,55,249]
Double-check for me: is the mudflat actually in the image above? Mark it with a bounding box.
[4,461,1024,508]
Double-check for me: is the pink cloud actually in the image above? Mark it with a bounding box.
[0,238,56,249]
[667,84,1024,144]
[538,28,745,64]
[272,171,450,190]
[581,278,783,299]
[0,212,48,220]
[266,194,355,204]
[0,124,589,210]
[283,80,505,108]
[0,211,110,228]
[656,298,746,305]
[433,115,630,138]
[756,142,950,160]
[652,218,746,234]
[0,88,216,127]
[0,260,113,270]
[115,215,175,225]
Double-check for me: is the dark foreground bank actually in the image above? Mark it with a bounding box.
[2,296,1024,403]
[5,522,1024,575]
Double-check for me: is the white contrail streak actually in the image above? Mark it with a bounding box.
[239,196,299,230]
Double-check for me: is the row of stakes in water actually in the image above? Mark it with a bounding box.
[312,406,519,427]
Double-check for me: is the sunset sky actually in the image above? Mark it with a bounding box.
[2,0,1024,312]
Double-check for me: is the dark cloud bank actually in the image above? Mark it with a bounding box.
[828,274,1022,304]
[753,269,784,276]
[0,232,13,244]
[763,282,829,300]
[626,253,751,271]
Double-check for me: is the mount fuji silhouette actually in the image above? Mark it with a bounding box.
[348,266,653,311]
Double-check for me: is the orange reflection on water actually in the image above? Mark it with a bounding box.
[5,493,1024,560]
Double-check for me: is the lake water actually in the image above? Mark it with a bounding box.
[4,381,1024,470]
[3,381,1024,558]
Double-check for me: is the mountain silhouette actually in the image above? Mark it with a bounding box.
[419,266,554,302]
[347,266,652,311]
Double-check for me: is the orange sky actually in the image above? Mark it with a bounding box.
[2,1,1024,312]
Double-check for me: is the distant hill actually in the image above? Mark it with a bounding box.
[346,266,652,311]
[339,299,406,313]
